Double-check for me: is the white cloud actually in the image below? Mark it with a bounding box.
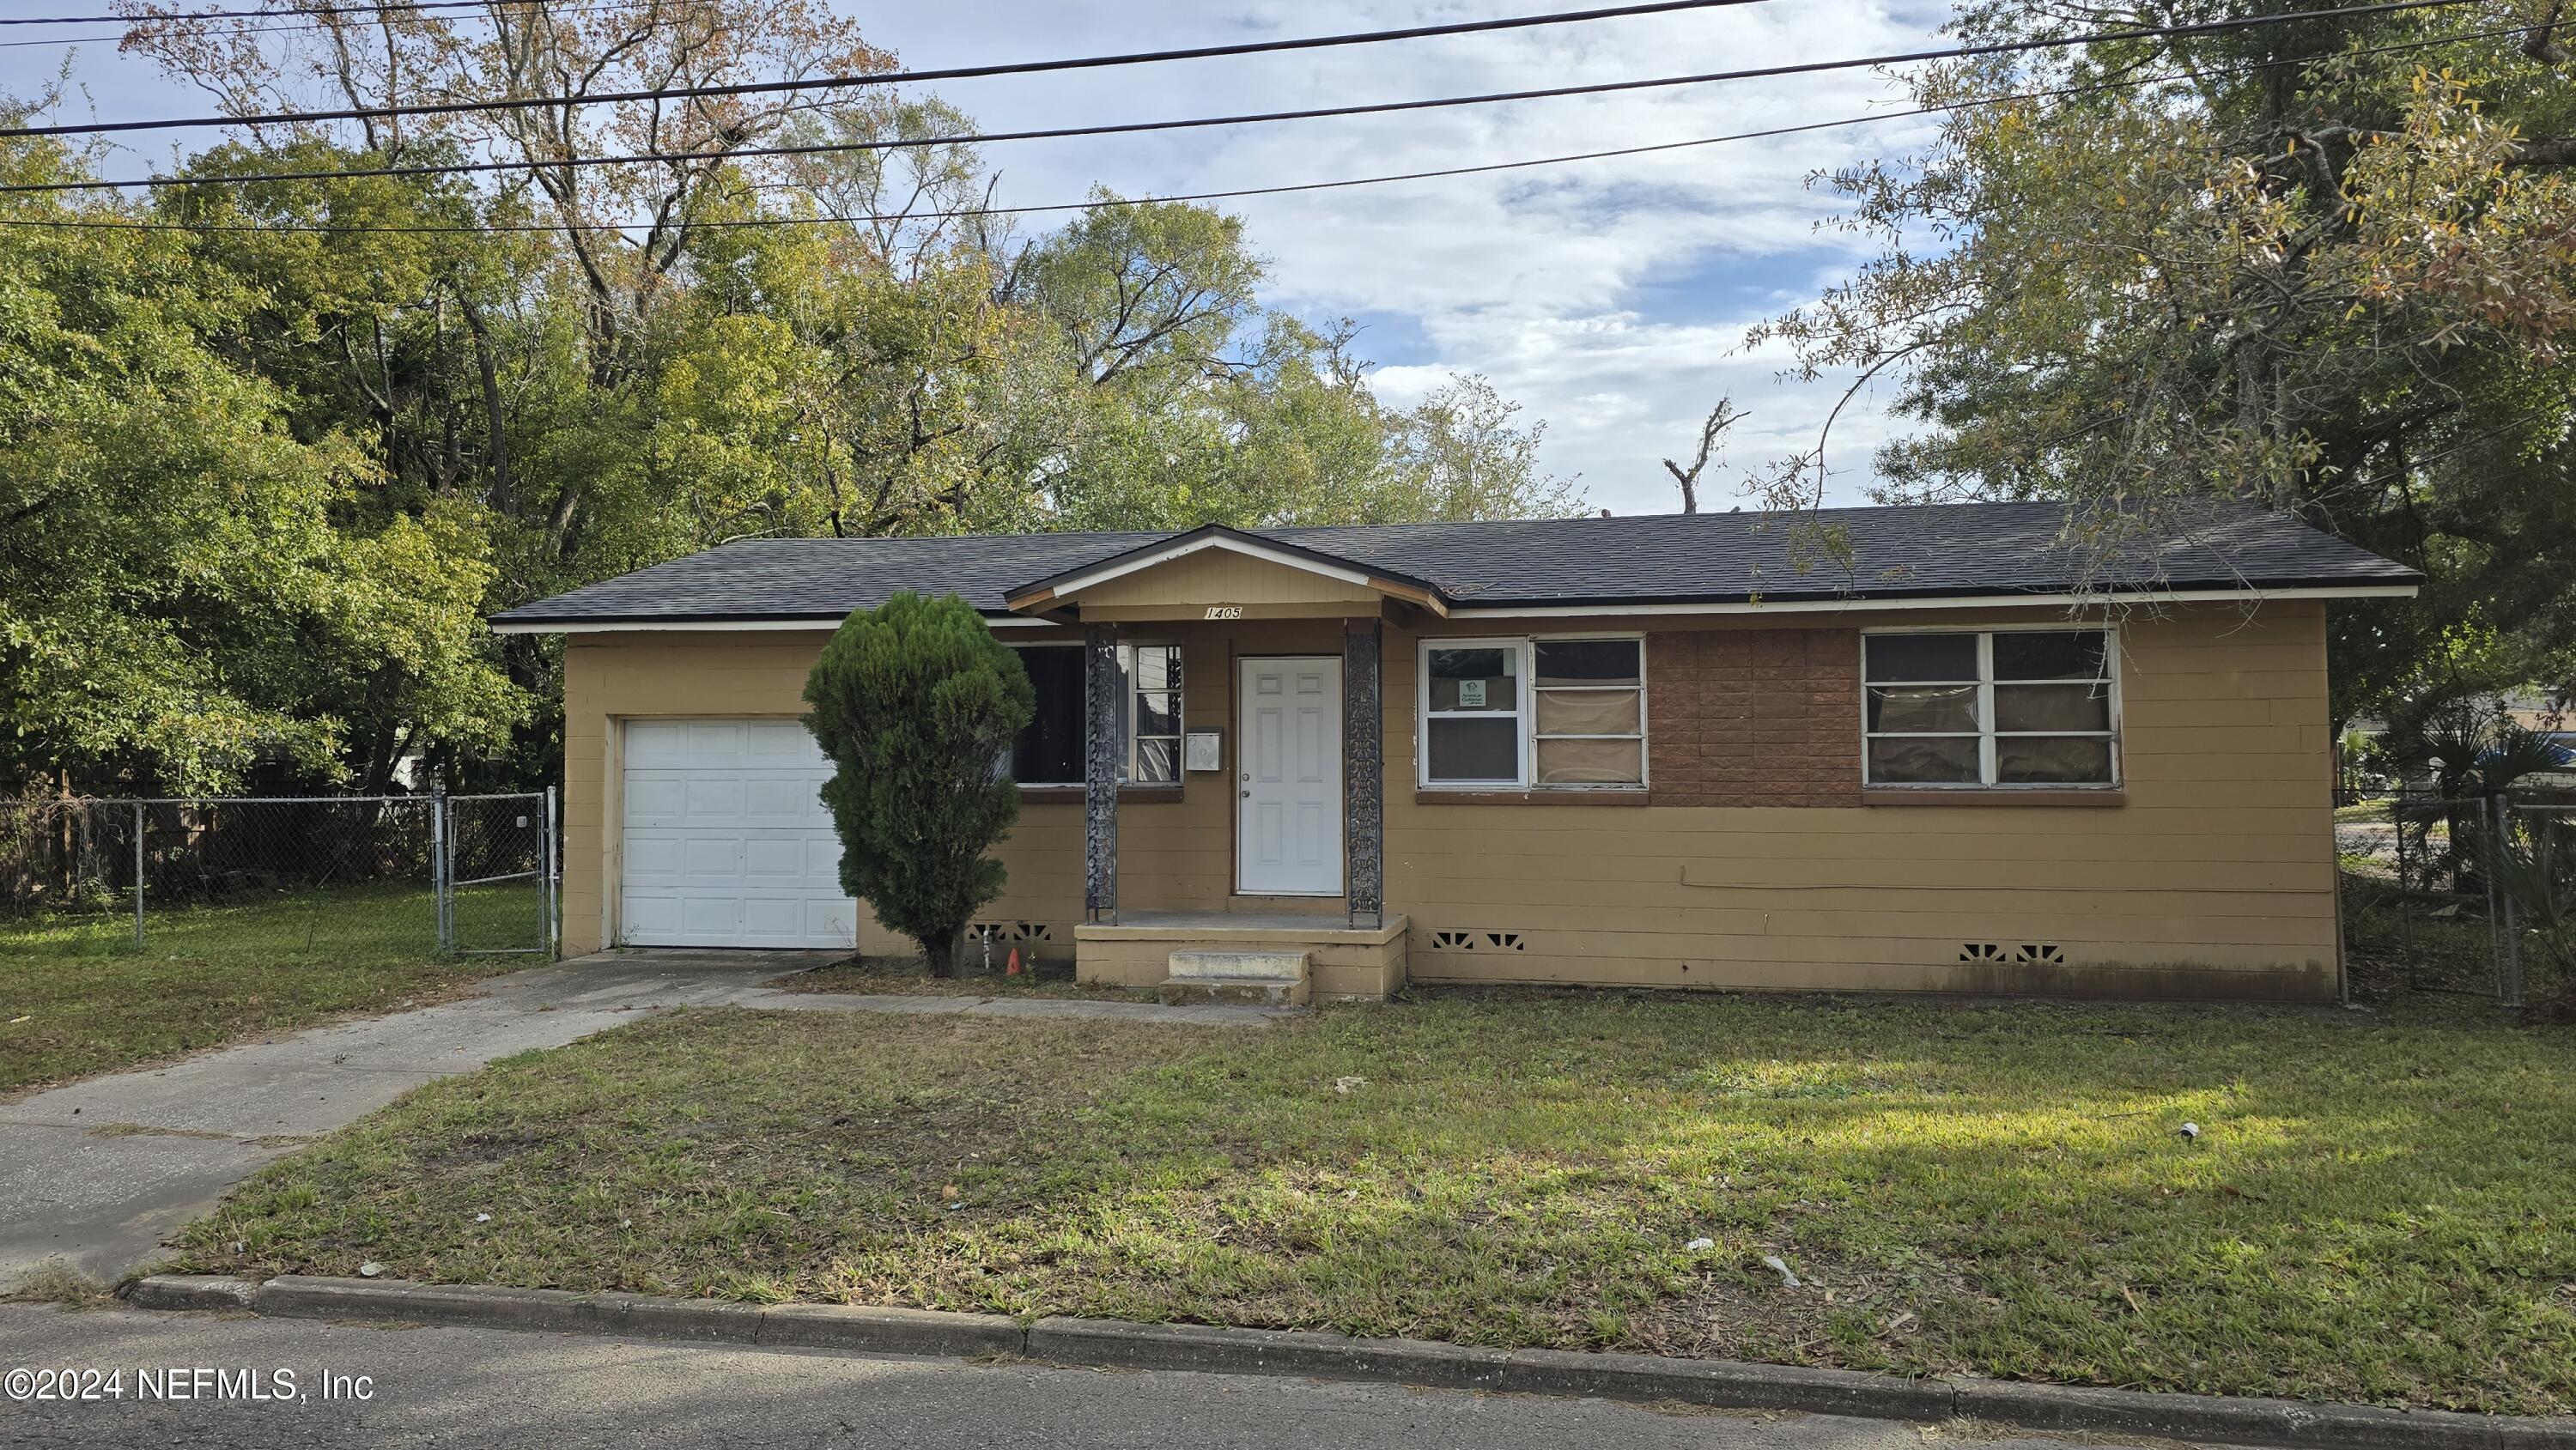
[860,0,1953,514]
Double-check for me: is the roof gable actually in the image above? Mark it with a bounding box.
[1004,525,1448,616]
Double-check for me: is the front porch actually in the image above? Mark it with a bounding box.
[1013,527,1419,1001]
[1074,910,1410,1003]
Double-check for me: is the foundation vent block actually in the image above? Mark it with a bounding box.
[1430,931,1526,952]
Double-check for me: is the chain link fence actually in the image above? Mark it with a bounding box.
[2336,790,2576,1012]
[1,790,556,958]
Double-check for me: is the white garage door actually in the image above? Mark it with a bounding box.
[619,719,855,949]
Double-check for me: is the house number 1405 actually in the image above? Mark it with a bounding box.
[1203,605,1243,619]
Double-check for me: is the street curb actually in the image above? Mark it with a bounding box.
[125,1275,2576,1449]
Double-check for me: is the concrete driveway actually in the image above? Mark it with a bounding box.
[0,950,1285,1291]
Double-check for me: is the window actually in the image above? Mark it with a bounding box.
[1420,636,1644,789]
[1006,643,1183,786]
[1127,642,1182,784]
[1863,629,2117,787]
[1534,639,1645,785]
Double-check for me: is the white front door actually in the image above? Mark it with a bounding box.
[1238,656,1343,896]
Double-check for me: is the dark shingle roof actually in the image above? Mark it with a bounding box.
[490,502,2418,626]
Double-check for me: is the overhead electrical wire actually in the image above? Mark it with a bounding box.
[0,0,1780,137]
[0,21,2520,236]
[0,0,2501,197]
[0,0,2478,141]
[0,0,645,49]
[0,0,495,24]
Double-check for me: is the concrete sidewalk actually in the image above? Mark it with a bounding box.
[0,949,1286,1289]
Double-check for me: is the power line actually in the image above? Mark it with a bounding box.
[0,0,1777,138]
[0,0,2499,196]
[0,0,637,48]
[1,1,504,25]
[0,0,2476,142]
[0,23,2518,236]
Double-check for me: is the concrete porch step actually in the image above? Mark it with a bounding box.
[1158,948,1311,1007]
[1167,949,1307,982]
[1156,975,1310,1007]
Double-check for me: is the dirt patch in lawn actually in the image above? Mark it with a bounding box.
[762,953,1153,1001]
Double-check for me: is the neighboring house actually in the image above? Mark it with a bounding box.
[492,502,2418,1003]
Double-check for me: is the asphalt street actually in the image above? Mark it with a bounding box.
[0,1304,2239,1450]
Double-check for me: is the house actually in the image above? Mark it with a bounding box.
[490,502,2419,1003]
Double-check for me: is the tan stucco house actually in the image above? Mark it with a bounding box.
[491,502,2419,1003]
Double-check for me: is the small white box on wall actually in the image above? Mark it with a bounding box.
[1182,728,1224,772]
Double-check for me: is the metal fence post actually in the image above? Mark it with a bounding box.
[430,785,450,952]
[131,800,144,949]
[2499,797,2524,1012]
[544,786,559,960]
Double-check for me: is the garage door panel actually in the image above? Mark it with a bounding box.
[626,720,691,763]
[623,776,688,822]
[623,834,683,879]
[744,720,812,757]
[805,837,841,877]
[619,719,853,949]
[681,896,743,935]
[743,897,807,938]
[683,836,742,878]
[689,721,744,756]
[622,892,683,937]
[743,777,817,822]
[683,778,746,819]
[743,836,807,880]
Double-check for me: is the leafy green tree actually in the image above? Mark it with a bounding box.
[1751,8,2576,724]
[801,592,1032,977]
[0,133,519,793]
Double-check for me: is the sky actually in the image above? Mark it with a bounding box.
[0,0,1961,517]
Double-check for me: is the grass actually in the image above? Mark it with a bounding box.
[766,952,1153,1001]
[170,987,2576,1415]
[1,1262,115,1307]
[0,882,540,1095]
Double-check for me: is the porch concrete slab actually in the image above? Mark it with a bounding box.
[1084,910,1407,942]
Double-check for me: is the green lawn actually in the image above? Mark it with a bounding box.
[0,882,542,1094]
[171,989,2576,1415]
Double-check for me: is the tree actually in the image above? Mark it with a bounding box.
[0,130,520,793]
[801,592,1031,977]
[1661,398,1745,514]
[1749,6,2576,722]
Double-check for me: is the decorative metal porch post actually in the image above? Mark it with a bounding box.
[1344,617,1384,930]
[1083,622,1121,924]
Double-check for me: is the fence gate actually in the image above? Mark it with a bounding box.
[436,789,558,956]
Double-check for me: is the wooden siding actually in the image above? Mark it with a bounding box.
[554,600,2338,1000]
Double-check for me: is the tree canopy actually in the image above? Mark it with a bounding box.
[1752,2,2576,724]
[0,2,1578,794]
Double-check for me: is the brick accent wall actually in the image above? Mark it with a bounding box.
[1648,628,1862,808]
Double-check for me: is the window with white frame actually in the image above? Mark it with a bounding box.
[1421,637,1645,788]
[1007,643,1183,786]
[1862,629,2118,786]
